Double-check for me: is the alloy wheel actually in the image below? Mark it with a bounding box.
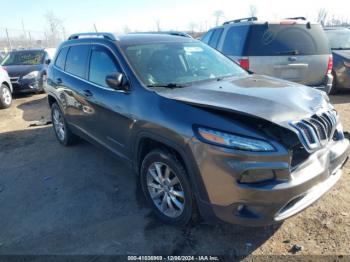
[52,107,65,141]
[146,162,185,218]
[2,87,12,106]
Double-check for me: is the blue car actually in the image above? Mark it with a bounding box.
[324,27,350,94]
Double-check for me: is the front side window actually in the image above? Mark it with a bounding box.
[1,50,45,66]
[55,47,69,69]
[88,46,119,87]
[122,41,247,87]
[65,45,90,78]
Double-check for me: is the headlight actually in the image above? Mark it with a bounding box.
[197,127,275,152]
[22,71,39,79]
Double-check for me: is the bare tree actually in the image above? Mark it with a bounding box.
[248,5,258,17]
[213,10,224,26]
[317,8,328,26]
[44,11,66,47]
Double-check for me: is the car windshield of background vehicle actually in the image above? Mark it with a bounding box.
[325,30,350,50]
[122,41,247,87]
[1,50,45,66]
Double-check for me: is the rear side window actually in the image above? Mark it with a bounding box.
[208,28,224,48]
[55,47,69,69]
[88,46,120,87]
[201,30,214,44]
[245,24,330,56]
[222,26,249,56]
[65,45,90,78]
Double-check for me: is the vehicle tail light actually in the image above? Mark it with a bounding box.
[326,55,333,75]
[238,58,250,70]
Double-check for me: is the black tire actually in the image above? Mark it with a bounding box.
[328,71,339,95]
[140,148,196,226]
[0,84,12,109]
[51,102,79,146]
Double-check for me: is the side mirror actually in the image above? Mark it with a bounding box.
[45,59,51,65]
[105,72,127,90]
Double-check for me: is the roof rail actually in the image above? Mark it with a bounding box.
[130,31,193,38]
[67,32,116,41]
[285,17,307,20]
[223,17,257,25]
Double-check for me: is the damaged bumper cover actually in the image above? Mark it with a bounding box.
[191,136,349,226]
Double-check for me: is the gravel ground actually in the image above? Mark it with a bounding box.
[0,92,349,258]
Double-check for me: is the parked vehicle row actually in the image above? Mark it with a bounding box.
[45,32,349,226]
[201,17,335,94]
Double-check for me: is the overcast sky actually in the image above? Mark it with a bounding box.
[1,0,350,34]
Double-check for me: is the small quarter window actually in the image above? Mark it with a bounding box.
[55,47,69,70]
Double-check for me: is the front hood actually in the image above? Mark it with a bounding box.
[154,75,332,130]
[333,50,350,60]
[3,64,42,77]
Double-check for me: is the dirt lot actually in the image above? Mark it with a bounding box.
[0,92,349,258]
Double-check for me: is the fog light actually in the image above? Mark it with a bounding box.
[239,169,275,184]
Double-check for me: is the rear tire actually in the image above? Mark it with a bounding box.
[140,148,195,226]
[51,102,79,146]
[0,84,12,109]
[329,72,339,95]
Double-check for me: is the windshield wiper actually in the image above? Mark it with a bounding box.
[275,50,300,55]
[147,83,188,88]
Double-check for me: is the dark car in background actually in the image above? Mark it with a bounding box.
[45,32,349,226]
[324,27,350,94]
[201,17,334,94]
[0,49,51,94]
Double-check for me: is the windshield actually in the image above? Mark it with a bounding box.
[122,41,247,86]
[325,29,350,50]
[1,50,45,66]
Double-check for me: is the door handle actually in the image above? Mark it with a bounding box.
[56,78,62,84]
[82,89,93,97]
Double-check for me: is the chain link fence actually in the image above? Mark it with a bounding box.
[0,28,64,60]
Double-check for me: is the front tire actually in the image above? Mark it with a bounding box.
[140,148,195,226]
[51,102,79,146]
[0,84,12,109]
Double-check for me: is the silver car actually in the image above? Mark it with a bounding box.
[202,17,334,94]
[0,66,13,109]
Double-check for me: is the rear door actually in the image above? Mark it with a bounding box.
[244,24,330,86]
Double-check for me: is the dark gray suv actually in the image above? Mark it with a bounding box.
[46,33,349,226]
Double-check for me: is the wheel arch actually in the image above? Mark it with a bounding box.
[133,132,210,204]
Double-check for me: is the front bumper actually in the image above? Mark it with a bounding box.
[11,77,42,94]
[192,137,349,226]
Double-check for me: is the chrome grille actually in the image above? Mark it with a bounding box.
[291,110,337,152]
